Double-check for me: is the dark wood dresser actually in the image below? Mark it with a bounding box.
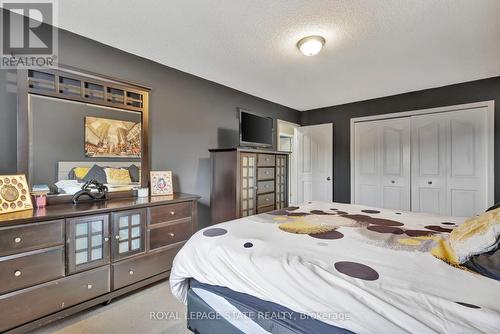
[210,148,288,224]
[0,193,199,333]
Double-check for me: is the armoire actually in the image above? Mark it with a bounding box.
[351,101,494,217]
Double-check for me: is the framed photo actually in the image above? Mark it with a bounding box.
[150,171,173,196]
[85,116,141,158]
[0,175,33,215]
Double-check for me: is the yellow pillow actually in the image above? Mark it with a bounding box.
[449,207,500,263]
[104,168,132,185]
[73,167,90,179]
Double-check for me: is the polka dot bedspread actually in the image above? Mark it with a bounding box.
[170,202,500,333]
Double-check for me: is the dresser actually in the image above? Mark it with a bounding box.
[210,148,288,224]
[0,193,199,333]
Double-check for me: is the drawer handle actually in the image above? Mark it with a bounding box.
[87,284,93,290]
[14,237,22,243]
[14,270,22,277]
[169,232,175,238]
[115,235,120,240]
[170,211,175,215]
[129,270,134,275]
[265,171,270,175]
[266,198,270,201]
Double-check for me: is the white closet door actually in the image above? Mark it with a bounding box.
[446,108,488,216]
[411,113,448,215]
[354,118,410,210]
[354,121,381,207]
[380,118,411,210]
[411,108,489,216]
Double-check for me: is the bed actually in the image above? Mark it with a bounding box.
[54,161,141,194]
[170,202,500,334]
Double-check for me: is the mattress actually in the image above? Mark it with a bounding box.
[187,279,352,334]
[171,202,500,333]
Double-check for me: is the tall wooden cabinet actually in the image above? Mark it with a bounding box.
[210,148,289,224]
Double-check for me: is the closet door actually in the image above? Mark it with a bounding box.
[411,114,448,215]
[411,108,489,216]
[446,109,488,216]
[354,118,410,210]
[354,121,381,207]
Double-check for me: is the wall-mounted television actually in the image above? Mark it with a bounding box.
[239,108,274,148]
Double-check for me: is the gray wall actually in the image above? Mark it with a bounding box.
[300,76,500,204]
[0,28,300,228]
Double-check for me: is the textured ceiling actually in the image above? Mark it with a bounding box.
[57,0,500,111]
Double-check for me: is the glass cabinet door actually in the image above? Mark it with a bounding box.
[240,153,257,217]
[67,214,110,274]
[111,209,145,261]
[275,155,287,209]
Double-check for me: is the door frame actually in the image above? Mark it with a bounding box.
[350,100,495,206]
[293,123,334,204]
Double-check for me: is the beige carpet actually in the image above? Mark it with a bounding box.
[30,280,190,334]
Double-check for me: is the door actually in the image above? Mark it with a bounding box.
[411,113,448,215]
[411,108,489,216]
[354,118,411,210]
[111,209,146,261]
[240,152,257,217]
[66,214,110,274]
[293,124,333,204]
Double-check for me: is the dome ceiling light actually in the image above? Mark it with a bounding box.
[297,35,326,56]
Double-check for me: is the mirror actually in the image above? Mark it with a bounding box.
[29,94,143,196]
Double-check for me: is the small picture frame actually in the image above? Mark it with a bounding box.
[150,171,173,196]
[0,174,33,215]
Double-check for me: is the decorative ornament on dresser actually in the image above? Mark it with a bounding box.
[0,175,33,214]
[150,171,174,196]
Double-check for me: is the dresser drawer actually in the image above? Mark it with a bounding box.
[258,205,275,214]
[148,221,192,250]
[257,154,275,167]
[257,167,275,180]
[0,246,64,295]
[257,180,275,194]
[0,266,109,332]
[0,220,64,257]
[112,246,181,290]
[148,202,192,225]
[257,193,275,208]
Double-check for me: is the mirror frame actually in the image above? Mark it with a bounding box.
[16,65,150,203]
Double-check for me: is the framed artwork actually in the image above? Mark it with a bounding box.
[0,175,33,215]
[85,116,141,158]
[150,171,173,196]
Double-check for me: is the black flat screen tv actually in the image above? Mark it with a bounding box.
[239,109,273,147]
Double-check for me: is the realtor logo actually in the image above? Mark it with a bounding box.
[1,0,58,68]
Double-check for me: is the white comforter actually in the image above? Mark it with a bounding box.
[170,202,500,333]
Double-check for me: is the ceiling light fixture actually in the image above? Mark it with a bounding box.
[297,35,325,56]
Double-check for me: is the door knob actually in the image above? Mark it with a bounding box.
[391,180,395,184]
[326,177,331,181]
[428,181,433,185]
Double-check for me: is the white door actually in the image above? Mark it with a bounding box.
[354,118,411,210]
[411,112,449,215]
[293,124,333,204]
[411,108,489,216]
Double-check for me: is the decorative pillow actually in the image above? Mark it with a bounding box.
[73,167,90,180]
[83,164,108,184]
[127,164,140,183]
[104,168,132,185]
[464,246,500,281]
[449,207,500,263]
